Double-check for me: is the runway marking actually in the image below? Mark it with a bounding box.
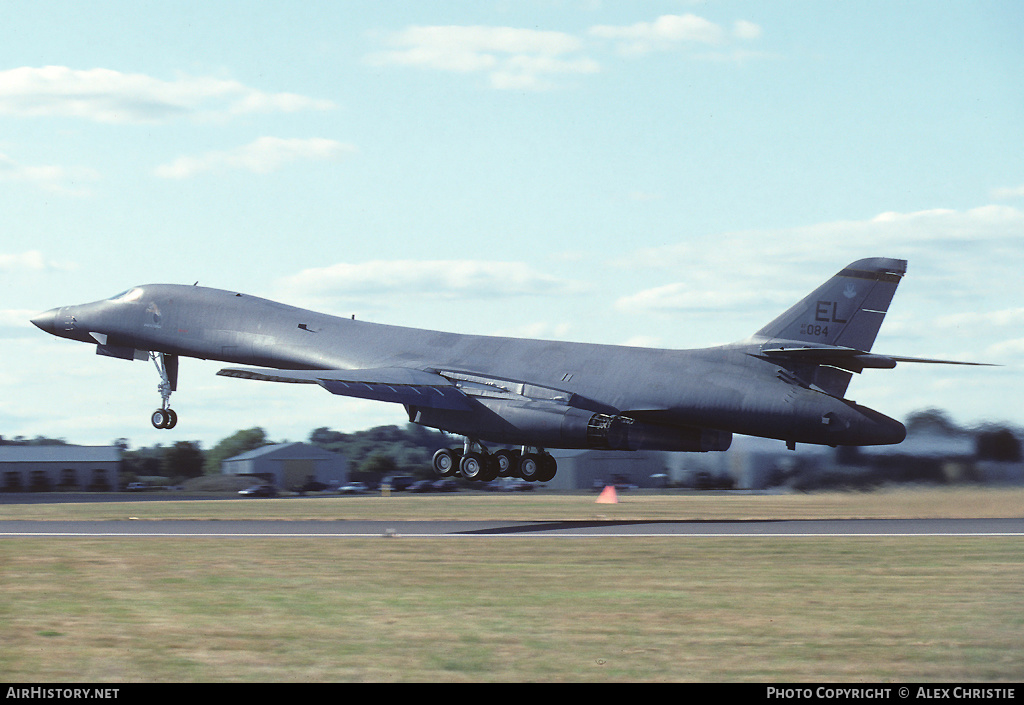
[3,518,1022,538]
[3,532,1023,538]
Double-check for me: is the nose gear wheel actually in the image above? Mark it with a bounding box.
[151,408,177,429]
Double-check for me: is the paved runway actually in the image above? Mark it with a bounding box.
[1,517,1022,537]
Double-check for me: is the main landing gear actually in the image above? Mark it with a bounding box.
[150,352,179,429]
[432,440,557,483]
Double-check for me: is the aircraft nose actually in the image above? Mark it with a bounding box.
[30,308,58,335]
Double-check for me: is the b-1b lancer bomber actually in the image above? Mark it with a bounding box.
[32,257,988,483]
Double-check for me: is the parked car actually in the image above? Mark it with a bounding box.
[432,479,460,492]
[125,482,150,491]
[611,474,638,491]
[337,481,369,494]
[239,484,277,497]
[486,477,534,491]
[381,475,417,491]
[692,471,736,490]
[408,480,436,492]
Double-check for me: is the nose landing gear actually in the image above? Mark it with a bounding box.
[150,352,179,429]
[151,407,177,430]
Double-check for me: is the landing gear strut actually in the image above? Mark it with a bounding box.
[431,440,557,483]
[150,352,179,429]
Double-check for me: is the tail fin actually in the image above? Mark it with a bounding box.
[755,257,906,351]
[753,258,992,399]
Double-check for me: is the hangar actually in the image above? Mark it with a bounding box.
[547,449,668,490]
[0,445,122,492]
[221,442,347,490]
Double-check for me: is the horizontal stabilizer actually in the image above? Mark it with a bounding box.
[759,345,996,374]
[217,366,474,410]
[886,355,998,366]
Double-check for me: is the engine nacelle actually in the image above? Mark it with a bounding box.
[408,399,731,452]
[587,412,732,452]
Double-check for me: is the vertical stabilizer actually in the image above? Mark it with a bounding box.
[755,257,906,352]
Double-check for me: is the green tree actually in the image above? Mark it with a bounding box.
[360,451,398,477]
[905,409,963,436]
[2,435,68,446]
[976,428,1022,461]
[162,441,205,479]
[309,427,348,449]
[203,427,270,475]
[121,444,164,478]
[309,423,451,475]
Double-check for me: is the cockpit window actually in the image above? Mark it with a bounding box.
[110,288,144,303]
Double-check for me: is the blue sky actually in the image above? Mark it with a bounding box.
[2,1,1022,449]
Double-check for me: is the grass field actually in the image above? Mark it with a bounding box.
[3,485,1024,521]
[1,487,1022,682]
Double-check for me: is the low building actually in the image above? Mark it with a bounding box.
[974,460,1024,484]
[221,442,347,489]
[548,449,669,490]
[0,445,122,491]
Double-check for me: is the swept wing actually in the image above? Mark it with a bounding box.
[217,366,474,411]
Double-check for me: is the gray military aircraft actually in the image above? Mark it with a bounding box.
[31,257,988,482]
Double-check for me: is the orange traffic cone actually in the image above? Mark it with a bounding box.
[595,485,618,504]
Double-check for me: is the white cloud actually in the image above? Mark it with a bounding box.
[589,14,766,62]
[490,55,600,90]
[366,25,599,90]
[986,337,1024,358]
[387,25,585,59]
[589,14,763,56]
[613,205,1024,349]
[368,14,763,88]
[277,260,587,305]
[0,66,334,124]
[992,184,1024,200]
[0,151,99,195]
[0,250,75,273]
[154,137,356,178]
[0,308,41,339]
[626,205,1024,274]
[0,251,46,272]
[615,281,789,315]
[733,20,763,40]
[589,14,728,52]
